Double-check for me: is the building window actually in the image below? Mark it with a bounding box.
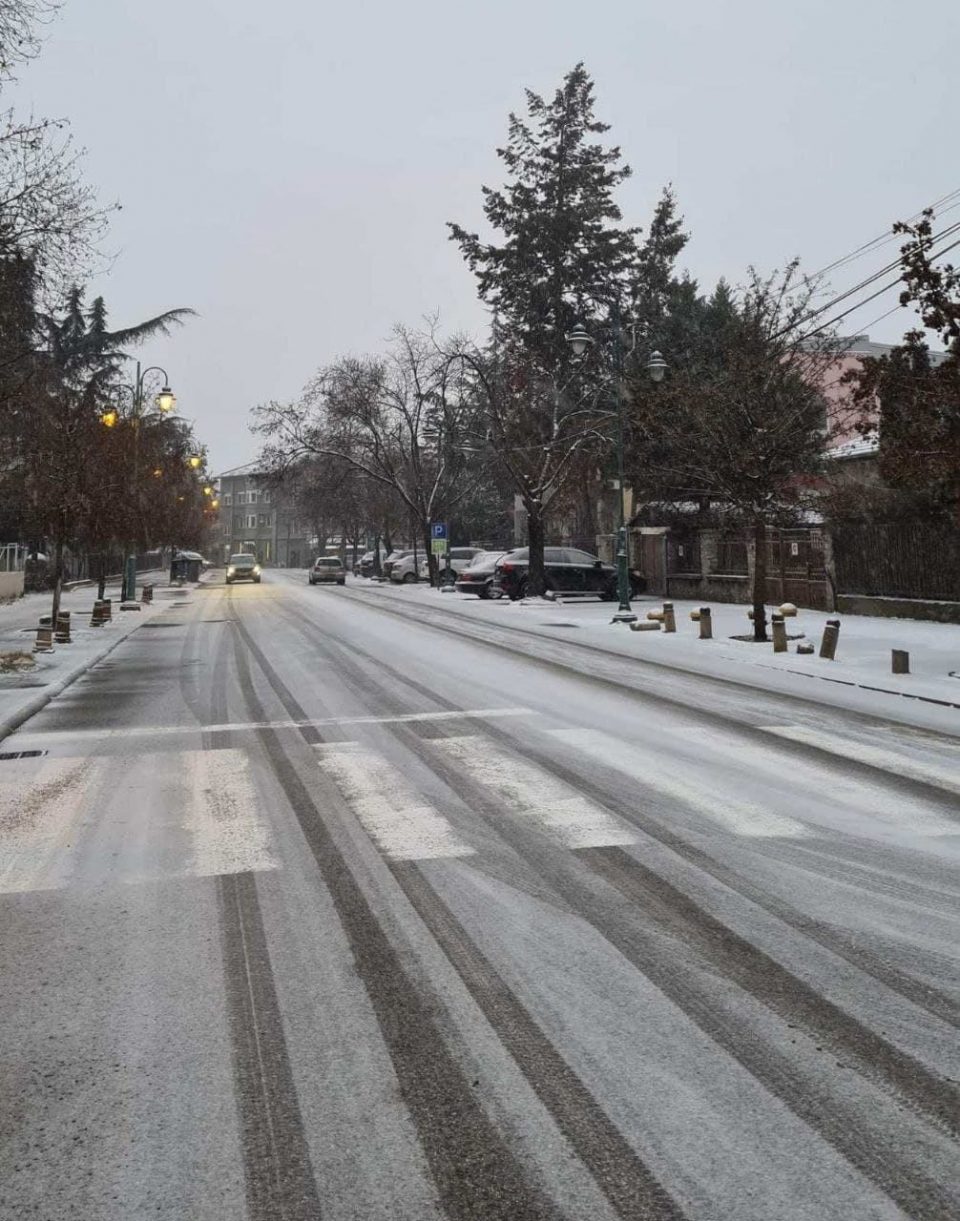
[262,490,271,504]
[248,489,259,505]
[246,514,257,529]
[237,491,246,505]
[222,493,232,506]
[258,514,272,528]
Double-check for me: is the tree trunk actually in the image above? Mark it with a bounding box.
[421,517,436,587]
[372,533,382,577]
[752,519,768,642]
[526,508,546,597]
[50,537,65,628]
[97,553,107,600]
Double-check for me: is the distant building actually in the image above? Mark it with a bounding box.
[210,463,313,567]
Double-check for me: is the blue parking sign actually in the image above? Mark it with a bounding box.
[431,522,447,540]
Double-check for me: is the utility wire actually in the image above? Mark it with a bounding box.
[807,186,960,281]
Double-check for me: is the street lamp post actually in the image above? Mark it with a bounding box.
[105,362,176,601]
[565,315,667,624]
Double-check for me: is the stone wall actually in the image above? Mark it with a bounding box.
[837,594,960,624]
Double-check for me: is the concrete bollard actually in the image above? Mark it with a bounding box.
[662,602,676,633]
[771,613,788,653]
[796,641,815,655]
[55,611,71,644]
[698,607,712,640]
[141,583,154,604]
[90,600,105,627]
[630,620,661,632]
[819,618,841,660]
[892,649,910,675]
[34,622,54,652]
[120,600,142,612]
[101,598,112,623]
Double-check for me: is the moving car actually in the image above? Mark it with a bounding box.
[309,556,346,585]
[454,551,507,598]
[225,554,261,584]
[493,547,646,601]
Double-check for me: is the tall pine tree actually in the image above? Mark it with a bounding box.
[448,64,684,593]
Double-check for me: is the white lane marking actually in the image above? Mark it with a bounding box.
[14,707,535,743]
[182,748,278,876]
[0,756,92,892]
[548,728,806,839]
[762,725,960,799]
[316,743,474,860]
[431,735,637,849]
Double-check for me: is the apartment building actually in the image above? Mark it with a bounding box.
[210,463,313,567]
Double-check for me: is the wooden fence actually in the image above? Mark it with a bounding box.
[833,522,960,601]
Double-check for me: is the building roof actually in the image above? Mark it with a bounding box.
[214,461,263,479]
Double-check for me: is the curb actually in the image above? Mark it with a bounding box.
[0,620,145,746]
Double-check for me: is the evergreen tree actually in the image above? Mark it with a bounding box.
[448,64,684,594]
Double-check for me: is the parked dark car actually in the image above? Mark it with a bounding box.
[493,547,645,601]
[455,551,506,598]
[357,549,387,577]
[309,556,346,585]
[225,553,261,584]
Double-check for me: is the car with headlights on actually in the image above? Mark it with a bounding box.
[225,554,261,584]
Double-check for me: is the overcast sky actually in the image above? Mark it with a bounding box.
[19,0,959,472]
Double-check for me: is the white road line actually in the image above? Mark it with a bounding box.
[15,707,535,743]
[761,724,960,799]
[547,728,807,839]
[316,743,475,860]
[181,748,278,877]
[431,735,637,849]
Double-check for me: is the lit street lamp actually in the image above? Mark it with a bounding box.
[104,363,177,601]
[566,316,668,623]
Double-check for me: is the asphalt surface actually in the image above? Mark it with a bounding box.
[1,570,958,1220]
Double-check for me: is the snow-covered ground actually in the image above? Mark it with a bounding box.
[334,575,960,717]
[0,579,195,741]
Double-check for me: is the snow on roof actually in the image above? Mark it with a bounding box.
[826,436,879,460]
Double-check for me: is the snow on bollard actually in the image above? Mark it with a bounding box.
[771,613,788,653]
[630,620,661,632]
[819,618,841,660]
[892,649,910,675]
[778,603,798,618]
[648,603,676,632]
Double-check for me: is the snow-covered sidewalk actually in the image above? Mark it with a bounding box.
[0,579,195,743]
[340,576,960,717]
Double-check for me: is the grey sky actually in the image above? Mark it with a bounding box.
[20,0,959,472]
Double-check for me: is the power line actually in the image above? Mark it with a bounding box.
[808,186,960,282]
[800,236,960,343]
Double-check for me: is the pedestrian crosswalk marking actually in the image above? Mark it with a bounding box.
[546,728,807,839]
[316,743,475,860]
[182,748,278,877]
[760,724,960,800]
[431,735,637,849]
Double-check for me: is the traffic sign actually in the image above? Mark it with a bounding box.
[431,522,447,540]
[431,539,448,556]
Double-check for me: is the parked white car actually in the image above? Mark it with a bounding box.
[389,547,484,583]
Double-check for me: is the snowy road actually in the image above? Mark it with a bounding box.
[1,569,958,1220]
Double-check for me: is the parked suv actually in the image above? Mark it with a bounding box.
[308,556,346,585]
[493,547,645,601]
[382,549,413,580]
